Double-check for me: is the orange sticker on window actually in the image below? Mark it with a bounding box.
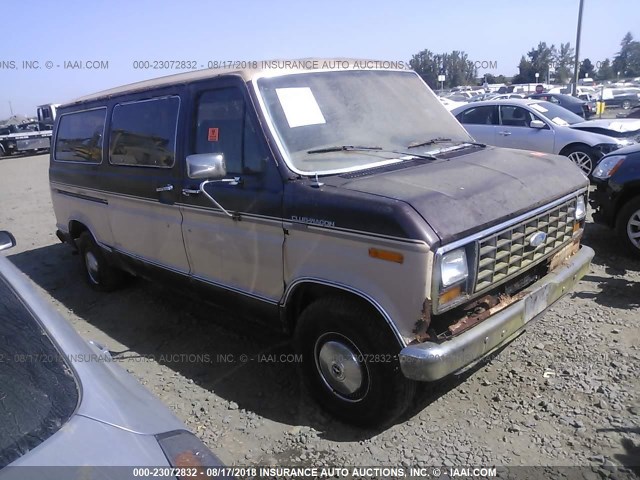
[207,127,219,142]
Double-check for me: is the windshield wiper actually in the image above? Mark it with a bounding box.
[307,145,383,154]
[408,138,487,149]
[306,145,439,162]
[407,137,452,149]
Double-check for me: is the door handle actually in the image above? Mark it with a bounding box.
[498,131,512,136]
[156,184,174,192]
[182,188,200,196]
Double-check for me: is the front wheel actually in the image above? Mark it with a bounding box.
[616,197,640,258]
[294,297,416,427]
[564,145,595,176]
[622,100,632,110]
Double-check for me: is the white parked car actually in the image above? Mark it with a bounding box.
[439,96,467,111]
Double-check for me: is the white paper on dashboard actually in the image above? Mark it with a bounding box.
[275,87,326,128]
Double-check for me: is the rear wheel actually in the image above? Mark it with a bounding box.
[77,232,127,291]
[616,197,640,259]
[294,297,416,427]
[622,100,632,110]
[564,145,595,176]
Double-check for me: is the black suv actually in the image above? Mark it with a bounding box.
[591,144,640,257]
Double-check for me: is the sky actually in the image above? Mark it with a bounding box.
[1,0,638,119]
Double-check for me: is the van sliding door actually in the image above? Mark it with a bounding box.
[105,94,190,274]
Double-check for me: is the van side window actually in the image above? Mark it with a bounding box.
[54,108,106,163]
[195,88,268,175]
[110,96,179,168]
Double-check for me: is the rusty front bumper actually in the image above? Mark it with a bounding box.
[399,245,594,382]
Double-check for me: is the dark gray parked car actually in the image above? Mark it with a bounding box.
[527,93,592,119]
[0,232,226,478]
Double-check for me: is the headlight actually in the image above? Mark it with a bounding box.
[575,195,587,220]
[592,155,625,180]
[596,143,622,155]
[440,248,469,287]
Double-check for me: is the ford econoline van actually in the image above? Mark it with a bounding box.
[50,59,594,426]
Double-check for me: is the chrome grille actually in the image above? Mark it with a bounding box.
[474,198,577,292]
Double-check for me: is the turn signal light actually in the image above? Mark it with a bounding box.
[439,285,462,305]
[368,248,404,264]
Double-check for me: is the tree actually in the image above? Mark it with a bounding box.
[483,74,508,84]
[409,49,440,88]
[512,55,534,84]
[409,49,478,89]
[596,58,613,80]
[512,42,557,83]
[612,32,640,77]
[579,58,595,79]
[553,42,574,84]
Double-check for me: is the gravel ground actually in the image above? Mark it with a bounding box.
[1,154,638,478]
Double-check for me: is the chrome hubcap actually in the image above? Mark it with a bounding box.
[85,252,100,284]
[567,151,592,175]
[315,334,368,401]
[627,209,640,249]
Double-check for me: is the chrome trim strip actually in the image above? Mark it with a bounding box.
[110,247,279,305]
[295,222,429,246]
[53,106,107,165]
[51,181,171,206]
[282,277,407,347]
[191,274,279,305]
[55,189,108,205]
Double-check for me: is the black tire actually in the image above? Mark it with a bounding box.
[77,231,127,291]
[616,196,640,259]
[622,100,632,110]
[563,145,595,176]
[294,296,416,428]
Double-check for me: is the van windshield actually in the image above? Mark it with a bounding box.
[256,70,472,174]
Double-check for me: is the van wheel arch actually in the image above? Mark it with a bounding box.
[68,220,90,240]
[284,281,404,347]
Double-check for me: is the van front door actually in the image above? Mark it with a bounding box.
[179,81,284,303]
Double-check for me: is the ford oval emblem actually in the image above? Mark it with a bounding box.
[528,231,547,248]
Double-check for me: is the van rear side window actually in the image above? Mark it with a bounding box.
[109,96,179,168]
[54,108,106,163]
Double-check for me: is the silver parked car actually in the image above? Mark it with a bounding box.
[452,99,640,175]
[0,232,226,478]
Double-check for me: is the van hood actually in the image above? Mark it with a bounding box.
[335,146,588,244]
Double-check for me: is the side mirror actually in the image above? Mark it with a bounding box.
[186,153,227,180]
[0,231,16,251]
[530,120,546,129]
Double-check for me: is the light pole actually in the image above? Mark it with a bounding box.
[571,0,585,96]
